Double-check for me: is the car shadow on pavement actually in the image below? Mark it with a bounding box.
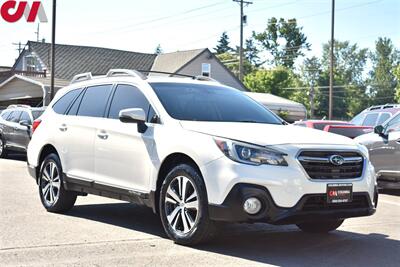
[64,203,399,267]
[4,153,26,162]
[65,203,166,238]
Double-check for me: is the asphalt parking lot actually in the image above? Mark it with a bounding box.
[1,155,399,267]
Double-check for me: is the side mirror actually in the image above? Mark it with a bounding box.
[19,120,31,128]
[374,125,385,136]
[119,108,147,133]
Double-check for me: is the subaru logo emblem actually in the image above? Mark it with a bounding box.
[330,155,345,166]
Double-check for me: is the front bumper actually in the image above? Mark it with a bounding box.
[209,183,377,224]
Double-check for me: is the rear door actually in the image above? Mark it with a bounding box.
[61,84,113,181]
[6,110,22,149]
[13,111,32,150]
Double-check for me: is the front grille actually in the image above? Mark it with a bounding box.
[298,151,364,180]
[302,195,370,211]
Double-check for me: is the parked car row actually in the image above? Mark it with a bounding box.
[0,105,45,157]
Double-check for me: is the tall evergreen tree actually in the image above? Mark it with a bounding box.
[369,37,399,105]
[214,32,233,54]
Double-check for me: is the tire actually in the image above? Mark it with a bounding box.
[159,164,217,245]
[296,219,344,233]
[38,153,77,213]
[0,136,7,158]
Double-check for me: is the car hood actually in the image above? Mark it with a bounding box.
[180,121,356,146]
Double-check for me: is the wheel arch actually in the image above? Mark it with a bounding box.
[153,152,203,214]
[35,144,60,183]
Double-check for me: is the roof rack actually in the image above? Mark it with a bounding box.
[7,104,31,109]
[106,69,147,80]
[70,72,93,84]
[137,70,219,82]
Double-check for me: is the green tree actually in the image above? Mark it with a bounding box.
[253,17,310,68]
[243,67,296,99]
[244,38,263,67]
[155,44,163,55]
[317,40,369,119]
[394,65,400,102]
[369,37,399,105]
[217,52,254,77]
[214,32,233,54]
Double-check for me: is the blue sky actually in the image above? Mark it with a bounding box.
[1,0,399,67]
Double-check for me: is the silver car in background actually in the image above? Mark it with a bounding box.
[355,112,400,190]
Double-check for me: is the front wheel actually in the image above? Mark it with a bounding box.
[296,219,344,233]
[38,153,77,213]
[159,164,217,245]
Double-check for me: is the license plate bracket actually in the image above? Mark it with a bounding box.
[327,183,353,204]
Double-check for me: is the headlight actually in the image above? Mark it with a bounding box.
[214,138,288,166]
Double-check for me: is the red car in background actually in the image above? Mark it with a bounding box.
[294,120,373,139]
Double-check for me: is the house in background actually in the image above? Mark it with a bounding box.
[0,41,306,122]
[0,41,246,108]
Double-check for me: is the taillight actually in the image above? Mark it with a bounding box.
[32,119,42,134]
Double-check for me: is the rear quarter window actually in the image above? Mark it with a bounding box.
[53,88,83,115]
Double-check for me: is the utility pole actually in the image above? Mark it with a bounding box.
[12,42,23,55]
[329,0,335,120]
[233,0,252,82]
[35,24,40,42]
[50,0,56,103]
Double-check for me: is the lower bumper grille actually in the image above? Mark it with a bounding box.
[298,151,364,180]
[302,195,370,211]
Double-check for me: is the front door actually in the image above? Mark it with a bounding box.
[94,84,156,192]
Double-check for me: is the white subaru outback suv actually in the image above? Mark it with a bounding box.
[27,69,377,245]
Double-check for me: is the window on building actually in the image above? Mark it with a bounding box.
[201,63,211,77]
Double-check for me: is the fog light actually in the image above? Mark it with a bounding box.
[243,197,262,215]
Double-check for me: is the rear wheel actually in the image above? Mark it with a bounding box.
[0,137,7,158]
[296,219,344,233]
[159,164,217,245]
[38,153,77,213]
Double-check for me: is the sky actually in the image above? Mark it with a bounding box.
[0,0,399,67]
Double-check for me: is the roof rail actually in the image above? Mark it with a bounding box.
[106,69,147,80]
[70,72,93,84]
[7,104,31,109]
[193,75,218,82]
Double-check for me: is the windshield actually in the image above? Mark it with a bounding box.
[150,82,282,124]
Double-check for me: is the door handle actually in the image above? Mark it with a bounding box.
[97,131,109,140]
[59,124,67,132]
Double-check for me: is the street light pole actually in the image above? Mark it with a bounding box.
[329,0,335,119]
[50,0,56,104]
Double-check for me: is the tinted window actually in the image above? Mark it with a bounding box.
[32,110,44,120]
[362,113,379,126]
[67,90,85,116]
[78,85,113,118]
[108,85,150,120]
[377,113,391,125]
[151,83,282,124]
[9,111,22,123]
[20,112,31,124]
[386,114,400,133]
[350,113,366,125]
[1,111,11,120]
[53,89,83,114]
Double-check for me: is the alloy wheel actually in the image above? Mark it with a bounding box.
[40,162,61,206]
[164,176,199,235]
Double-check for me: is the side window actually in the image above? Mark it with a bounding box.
[53,88,83,114]
[108,84,150,120]
[362,113,379,126]
[1,111,11,120]
[67,90,85,116]
[78,85,113,118]
[5,111,13,121]
[377,113,391,126]
[9,111,22,123]
[147,106,159,123]
[20,112,32,124]
[351,113,366,126]
[386,114,400,133]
